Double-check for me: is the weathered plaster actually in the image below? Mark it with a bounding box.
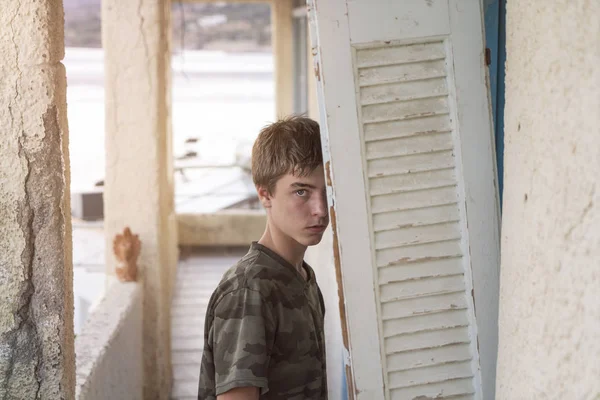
[102,0,176,397]
[497,1,600,398]
[76,283,142,400]
[0,0,74,398]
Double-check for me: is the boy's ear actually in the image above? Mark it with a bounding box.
[256,185,272,208]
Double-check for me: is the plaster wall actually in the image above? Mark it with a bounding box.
[497,1,600,398]
[76,283,142,400]
[0,0,75,397]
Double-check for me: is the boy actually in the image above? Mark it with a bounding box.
[198,116,329,400]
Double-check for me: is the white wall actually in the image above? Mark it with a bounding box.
[75,283,143,400]
[496,1,600,398]
[306,227,344,400]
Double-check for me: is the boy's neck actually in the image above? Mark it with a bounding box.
[258,225,307,272]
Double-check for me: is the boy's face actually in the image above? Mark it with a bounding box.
[259,165,329,247]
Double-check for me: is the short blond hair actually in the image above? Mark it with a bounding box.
[251,116,323,194]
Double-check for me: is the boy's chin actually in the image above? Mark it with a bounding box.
[300,235,324,247]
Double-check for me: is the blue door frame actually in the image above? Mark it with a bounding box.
[484,0,507,206]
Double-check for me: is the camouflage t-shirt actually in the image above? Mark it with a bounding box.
[198,242,327,399]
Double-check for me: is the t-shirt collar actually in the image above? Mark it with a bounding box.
[250,241,313,285]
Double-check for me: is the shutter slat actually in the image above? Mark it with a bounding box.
[390,378,474,400]
[359,59,447,87]
[371,186,458,215]
[379,274,466,303]
[383,309,469,337]
[364,114,452,142]
[362,96,449,124]
[387,343,472,373]
[378,256,463,284]
[366,132,454,160]
[368,150,455,178]
[375,221,461,250]
[373,203,461,232]
[356,41,446,69]
[388,360,473,390]
[370,168,456,196]
[360,77,448,106]
[376,240,463,268]
[380,292,467,321]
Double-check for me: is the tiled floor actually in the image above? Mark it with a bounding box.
[170,247,248,400]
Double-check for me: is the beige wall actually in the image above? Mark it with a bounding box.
[305,228,344,400]
[76,283,143,400]
[497,1,600,398]
[0,0,75,397]
[102,0,177,397]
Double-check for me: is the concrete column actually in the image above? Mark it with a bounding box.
[497,1,599,398]
[272,0,294,117]
[0,0,75,398]
[102,0,177,398]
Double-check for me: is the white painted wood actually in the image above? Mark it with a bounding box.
[362,97,449,123]
[360,77,449,105]
[374,222,462,250]
[363,114,452,142]
[385,326,471,354]
[309,0,500,398]
[382,309,469,336]
[308,1,386,398]
[366,132,454,160]
[370,187,459,215]
[379,274,466,302]
[373,203,461,233]
[388,360,473,389]
[386,343,472,372]
[381,292,468,326]
[390,377,474,399]
[358,59,447,87]
[447,2,502,396]
[347,0,451,44]
[368,150,455,178]
[378,256,463,284]
[369,168,457,196]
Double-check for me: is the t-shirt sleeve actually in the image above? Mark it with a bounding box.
[210,288,274,396]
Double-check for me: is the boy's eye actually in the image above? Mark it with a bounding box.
[296,189,307,197]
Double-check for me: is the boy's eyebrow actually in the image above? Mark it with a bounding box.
[290,182,316,189]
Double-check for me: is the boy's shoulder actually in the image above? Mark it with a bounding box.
[209,247,292,306]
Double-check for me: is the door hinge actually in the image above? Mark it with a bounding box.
[485,48,492,66]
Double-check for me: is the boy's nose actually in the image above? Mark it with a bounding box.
[312,192,329,218]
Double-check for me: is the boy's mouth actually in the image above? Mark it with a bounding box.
[307,225,327,233]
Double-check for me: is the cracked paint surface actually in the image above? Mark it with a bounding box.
[0,1,74,398]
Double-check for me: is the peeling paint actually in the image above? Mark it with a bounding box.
[345,364,355,400]
[314,61,321,81]
[329,206,349,350]
[329,205,357,399]
[325,161,332,186]
[413,395,440,400]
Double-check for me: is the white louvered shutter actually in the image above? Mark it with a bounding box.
[309,1,500,400]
